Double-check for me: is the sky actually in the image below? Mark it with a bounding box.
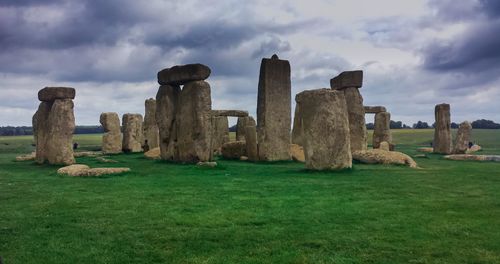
[0,0,499,126]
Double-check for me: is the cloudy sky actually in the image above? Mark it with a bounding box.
[1,0,499,126]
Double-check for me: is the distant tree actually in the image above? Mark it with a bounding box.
[471,119,500,129]
[450,122,459,129]
[413,121,430,129]
[402,124,411,129]
[390,120,403,129]
[366,123,374,130]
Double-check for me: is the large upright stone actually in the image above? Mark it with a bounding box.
[453,121,472,154]
[33,99,75,165]
[330,70,363,90]
[143,98,160,149]
[176,81,212,162]
[211,115,229,154]
[433,103,452,154]
[157,63,211,85]
[256,54,291,161]
[236,116,256,141]
[38,87,75,102]
[100,112,122,154]
[122,114,143,153]
[343,87,367,152]
[373,112,392,149]
[245,124,258,162]
[296,89,352,170]
[156,84,181,160]
[291,101,303,146]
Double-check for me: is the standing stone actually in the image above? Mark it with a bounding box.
[373,112,392,149]
[211,115,229,154]
[122,114,143,153]
[433,103,452,154]
[100,112,122,154]
[331,70,367,152]
[143,98,160,149]
[256,54,291,161]
[453,121,472,154]
[175,80,212,162]
[291,101,303,146]
[296,89,352,170]
[33,87,75,165]
[245,124,258,161]
[156,84,181,160]
[236,116,256,141]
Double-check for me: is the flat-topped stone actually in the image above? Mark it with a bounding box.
[211,110,249,117]
[157,63,211,85]
[330,70,363,90]
[364,106,386,114]
[38,87,75,102]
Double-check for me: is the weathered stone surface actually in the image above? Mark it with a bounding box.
[291,100,303,146]
[373,112,392,149]
[330,70,363,90]
[379,141,390,151]
[296,89,352,170]
[73,151,101,157]
[236,116,256,141]
[364,106,387,114]
[444,154,500,162]
[143,98,160,149]
[352,149,418,168]
[221,141,247,159]
[245,125,258,161]
[33,99,75,165]
[176,80,212,162]
[452,121,472,154]
[157,63,211,85]
[211,116,229,154]
[38,87,75,102]
[289,144,305,163]
[257,55,291,161]
[211,110,248,117]
[100,112,122,154]
[417,147,433,153]
[95,157,118,163]
[122,113,143,153]
[156,84,181,160]
[197,161,218,167]
[466,144,482,154]
[433,103,452,154]
[15,152,36,161]
[144,147,161,160]
[343,87,367,152]
[57,164,130,176]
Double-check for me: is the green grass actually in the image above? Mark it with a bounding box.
[1,130,500,263]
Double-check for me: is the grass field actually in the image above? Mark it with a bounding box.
[1,129,500,263]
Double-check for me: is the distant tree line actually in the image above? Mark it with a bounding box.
[366,119,500,130]
[0,126,103,136]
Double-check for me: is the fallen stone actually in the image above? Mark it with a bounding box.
[15,152,36,161]
[196,161,218,168]
[221,141,247,160]
[211,110,249,117]
[452,121,472,154]
[417,147,434,153]
[433,103,452,154]
[38,87,75,102]
[353,149,418,168]
[240,156,249,161]
[74,151,102,157]
[364,106,387,114]
[289,144,305,163]
[466,144,482,154]
[330,70,363,90]
[414,154,428,158]
[444,154,500,162]
[296,88,351,170]
[157,63,211,85]
[144,147,161,160]
[257,54,291,161]
[57,164,130,176]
